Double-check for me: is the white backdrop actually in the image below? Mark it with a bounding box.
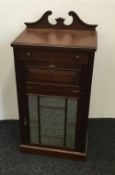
[0,0,115,120]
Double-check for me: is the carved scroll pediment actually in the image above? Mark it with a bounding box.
[25,11,97,30]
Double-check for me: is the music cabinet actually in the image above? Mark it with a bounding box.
[11,11,97,160]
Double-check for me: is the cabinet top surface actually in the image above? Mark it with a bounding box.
[11,29,97,50]
[11,11,97,50]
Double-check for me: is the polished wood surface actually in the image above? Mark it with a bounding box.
[11,11,97,49]
[25,66,80,85]
[25,82,81,98]
[11,29,97,50]
[11,11,97,160]
[18,48,89,66]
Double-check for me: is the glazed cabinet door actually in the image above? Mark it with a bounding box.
[28,95,78,149]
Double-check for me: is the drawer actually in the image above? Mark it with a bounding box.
[18,48,89,69]
[25,82,81,98]
[25,65,81,85]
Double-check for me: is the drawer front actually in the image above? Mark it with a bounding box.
[18,48,89,69]
[25,82,81,98]
[25,66,81,85]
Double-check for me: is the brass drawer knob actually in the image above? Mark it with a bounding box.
[26,52,31,56]
[48,63,56,72]
[76,55,80,59]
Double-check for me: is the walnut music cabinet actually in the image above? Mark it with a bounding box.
[11,11,97,160]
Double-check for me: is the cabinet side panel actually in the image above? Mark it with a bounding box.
[13,48,30,144]
[75,52,95,152]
